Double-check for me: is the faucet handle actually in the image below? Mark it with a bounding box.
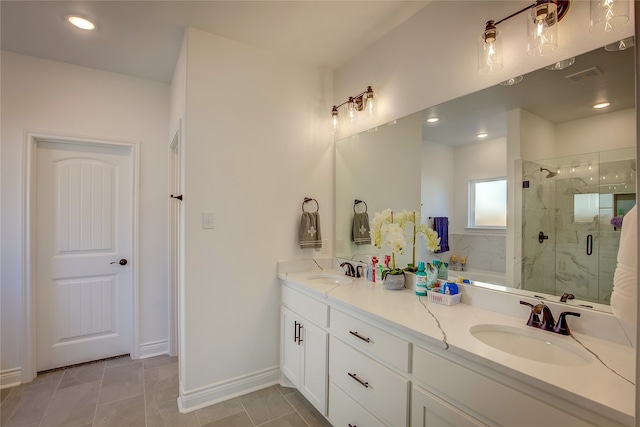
[554,311,580,335]
[520,301,541,328]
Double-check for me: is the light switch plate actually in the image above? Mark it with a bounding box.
[202,212,215,229]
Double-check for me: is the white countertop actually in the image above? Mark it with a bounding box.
[279,269,636,426]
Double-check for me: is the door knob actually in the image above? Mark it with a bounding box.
[110,259,128,266]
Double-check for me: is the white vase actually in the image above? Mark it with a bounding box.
[404,271,418,291]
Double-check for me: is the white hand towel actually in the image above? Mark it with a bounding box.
[611,204,637,347]
[299,211,322,249]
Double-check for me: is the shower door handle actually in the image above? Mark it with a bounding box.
[538,232,549,244]
[586,234,593,256]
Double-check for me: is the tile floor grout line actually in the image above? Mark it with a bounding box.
[142,358,148,427]
[36,364,68,427]
[91,362,108,426]
[281,392,312,427]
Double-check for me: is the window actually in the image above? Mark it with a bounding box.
[469,178,507,228]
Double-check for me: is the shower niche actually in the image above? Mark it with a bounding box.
[520,148,636,304]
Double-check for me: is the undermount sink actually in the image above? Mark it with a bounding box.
[470,324,593,367]
[306,274,352,285]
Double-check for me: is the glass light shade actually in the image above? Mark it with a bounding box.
[590,0,629,32]
[332,109,339,133]
[478,29,503,74]
[527,1,558,56]
[346,98,357,127]
[365,94,376,120]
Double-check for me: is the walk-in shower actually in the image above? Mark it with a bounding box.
[521,148,636,304]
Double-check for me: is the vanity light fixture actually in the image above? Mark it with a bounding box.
[589,0,630,32]
[499,75,524,85]
[605,36,634,51]
[479,0,570,73]
[427,117,439,123]
[476,133,489,139]
[545,57,575,70]
[593,102,611,109]
[331,86,375,133]
[67,15,96,30]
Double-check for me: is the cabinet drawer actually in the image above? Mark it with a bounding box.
[329,381,385,427]
[413,346,593,427]
[330,336,409,426]
[330,308,410,372]
[282,285,328,327]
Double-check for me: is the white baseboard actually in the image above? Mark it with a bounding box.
[1,368,22,389]
[139,339,169,359]
[177,366,280,413]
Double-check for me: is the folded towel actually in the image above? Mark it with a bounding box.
[433,217,449,253]
[352,212,371,245]
[611,204,637,347]
[299,211,322,249]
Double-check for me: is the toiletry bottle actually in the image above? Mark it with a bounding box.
[438,261,449,280]
[371,256,378,283]
[426,263,437,290]
[415,262,427,295]
[366,256,372,281]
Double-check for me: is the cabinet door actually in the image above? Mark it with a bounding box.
[300,320,328,415]
[281,306,301,386]
[412,386,487,427]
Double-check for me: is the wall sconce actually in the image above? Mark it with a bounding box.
[332,86,375,133]
[479,0,570,74]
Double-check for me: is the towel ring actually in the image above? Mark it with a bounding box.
[353,199,368,213]
[302,197,319,213]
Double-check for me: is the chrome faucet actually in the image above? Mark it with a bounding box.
[519,301,580,335]
[340,262,356,277]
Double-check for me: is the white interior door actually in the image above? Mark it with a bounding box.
[36,140,133,371]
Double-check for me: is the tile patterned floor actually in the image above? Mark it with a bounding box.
[0,356,331,427]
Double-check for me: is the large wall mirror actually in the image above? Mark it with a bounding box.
[336,40,635,312]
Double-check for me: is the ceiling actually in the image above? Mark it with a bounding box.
[422,42,636,146]
[0,0,430,83]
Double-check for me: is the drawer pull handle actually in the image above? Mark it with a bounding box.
[349,330,371,343]
[348,372,369,388]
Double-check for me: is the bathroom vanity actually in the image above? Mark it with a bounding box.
[278,260,635,427]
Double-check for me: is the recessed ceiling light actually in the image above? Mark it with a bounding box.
[67,15,96,31]
[476,133,488,139]
[427,117,439,123]
[593,102,610,109]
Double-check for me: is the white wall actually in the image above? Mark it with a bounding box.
[177,28,333,410]
[0,51,170,380]
[335,112,422,264]
[452,137,507,234]
[555,108,636,157]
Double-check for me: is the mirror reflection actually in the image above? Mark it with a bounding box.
[335,42,635,310]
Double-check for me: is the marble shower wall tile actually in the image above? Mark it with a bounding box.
[447,233,506,273]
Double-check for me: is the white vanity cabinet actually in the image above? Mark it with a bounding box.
[280,285,328,415]
[411,385,487,427]
[328,307,410,426]
[279,274,632,427]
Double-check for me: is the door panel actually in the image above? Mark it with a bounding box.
[36,140,132,371]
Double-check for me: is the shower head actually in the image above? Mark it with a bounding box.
[540,167,557,178]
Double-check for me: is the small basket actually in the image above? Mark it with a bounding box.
[427,290,461,306]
